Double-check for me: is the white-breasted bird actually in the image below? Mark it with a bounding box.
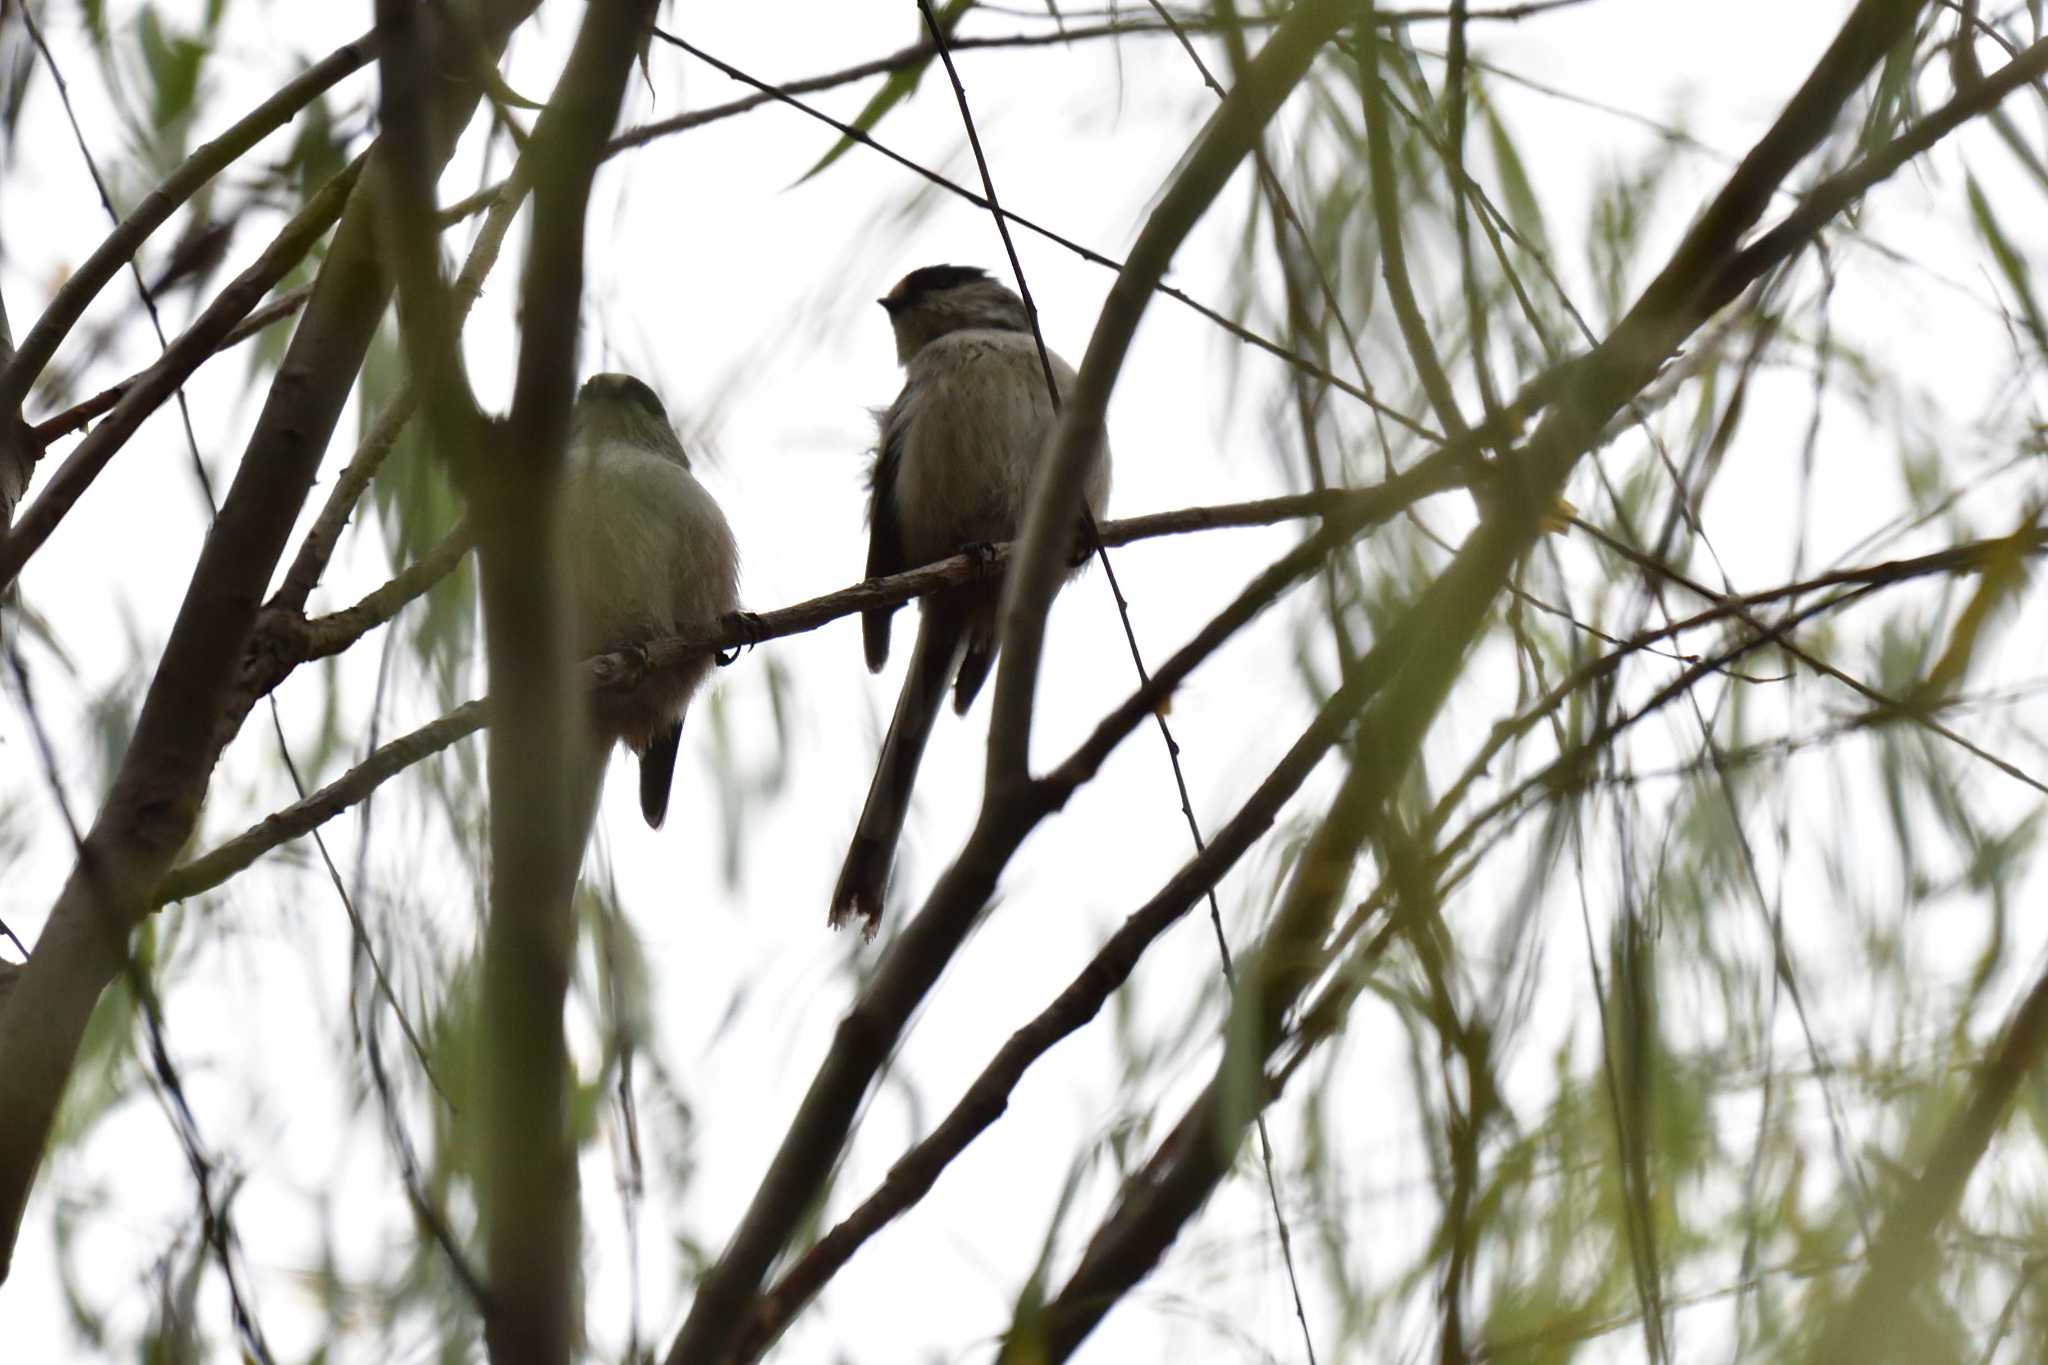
[562,372,740,836]
[831,265,1112,934]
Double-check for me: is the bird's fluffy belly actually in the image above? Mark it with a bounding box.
[564,447,739,747]
[892,334,1058,564]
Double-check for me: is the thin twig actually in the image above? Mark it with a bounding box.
[642,25,1441,442]
[18,2,217,508]
[3,642,277,1364]
[915,15,1318,1353]
[0,24,377,413]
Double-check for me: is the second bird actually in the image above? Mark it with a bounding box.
[563,372,740,839]
[831,265,1112,935]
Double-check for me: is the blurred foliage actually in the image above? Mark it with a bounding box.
[6,2,2048,1363]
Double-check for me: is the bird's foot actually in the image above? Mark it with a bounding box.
[1068,514,1101,569]
[617,638,655,684]
[959,540,1000,581]
[717,610,767,666]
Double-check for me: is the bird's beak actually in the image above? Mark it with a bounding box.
[877,296,900,313]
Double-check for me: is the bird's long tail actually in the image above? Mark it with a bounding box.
[830,600,965,936]
[639,720,684,828]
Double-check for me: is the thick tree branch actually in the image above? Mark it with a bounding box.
[415,5,654,1362]
[0,0,542,1285]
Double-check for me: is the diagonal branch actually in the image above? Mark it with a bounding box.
[0,26,378,415]
[1811,953,2048,1359]
[0,0,544,1286]
[732,587,1411,1360]
[1010,2,1936,1354]
[988,0,1362,787]
[0,154,368,590]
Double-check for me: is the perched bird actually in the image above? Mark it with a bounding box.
[831,265,1112,935]
[561,372,740,836]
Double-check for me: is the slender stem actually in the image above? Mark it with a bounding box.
[0,28,379,414]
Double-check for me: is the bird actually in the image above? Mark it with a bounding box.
[560,371,741,839]
[831,265,1112,936]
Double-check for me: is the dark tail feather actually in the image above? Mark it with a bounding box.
[950,595,1000,715]
[831,605,964,936]
[639,720,684,828]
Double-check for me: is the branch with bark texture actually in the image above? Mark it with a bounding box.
[157,488,1424,906]
[0,28,378,416]
[0,0,543,1286]
[380,4,660,1362]
[1007,3,1938,1355]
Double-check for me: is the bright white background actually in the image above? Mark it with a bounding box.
[6,2,2047,1361]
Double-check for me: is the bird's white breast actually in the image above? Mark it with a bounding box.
[891,330,1106,564]
[563,441,740,655]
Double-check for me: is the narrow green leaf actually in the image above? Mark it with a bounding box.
[797,0,971,184]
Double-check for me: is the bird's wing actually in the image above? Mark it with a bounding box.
[863,381,915,672]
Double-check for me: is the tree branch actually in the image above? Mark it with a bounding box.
[733,594,1411,1360]
[433,4,655,1361]
[155,489,1430,906]
[1011,2,1935,1353]
[0,0,543,1285]
[0,27,378,416]
[988,0,1360,786]
[0,154,367,591]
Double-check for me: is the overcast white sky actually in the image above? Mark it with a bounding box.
[6,2,2048,1361]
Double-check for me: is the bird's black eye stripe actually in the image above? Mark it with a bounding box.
[894,264,989,302]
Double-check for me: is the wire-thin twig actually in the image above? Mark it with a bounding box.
[18,2,217,509]
[916,6,1321,1356]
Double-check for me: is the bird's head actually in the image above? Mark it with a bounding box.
[877,264,1029,364]
[573,372,687,464]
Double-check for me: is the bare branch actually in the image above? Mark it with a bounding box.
[0,28,378,415]
[1012,2,1937,1352]
[0,0,544,1284]
[0,154,366,591]
[990,0,1358,781]
[443,4,658,1362]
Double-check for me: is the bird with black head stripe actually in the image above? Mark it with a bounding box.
[832,265,1112,935]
